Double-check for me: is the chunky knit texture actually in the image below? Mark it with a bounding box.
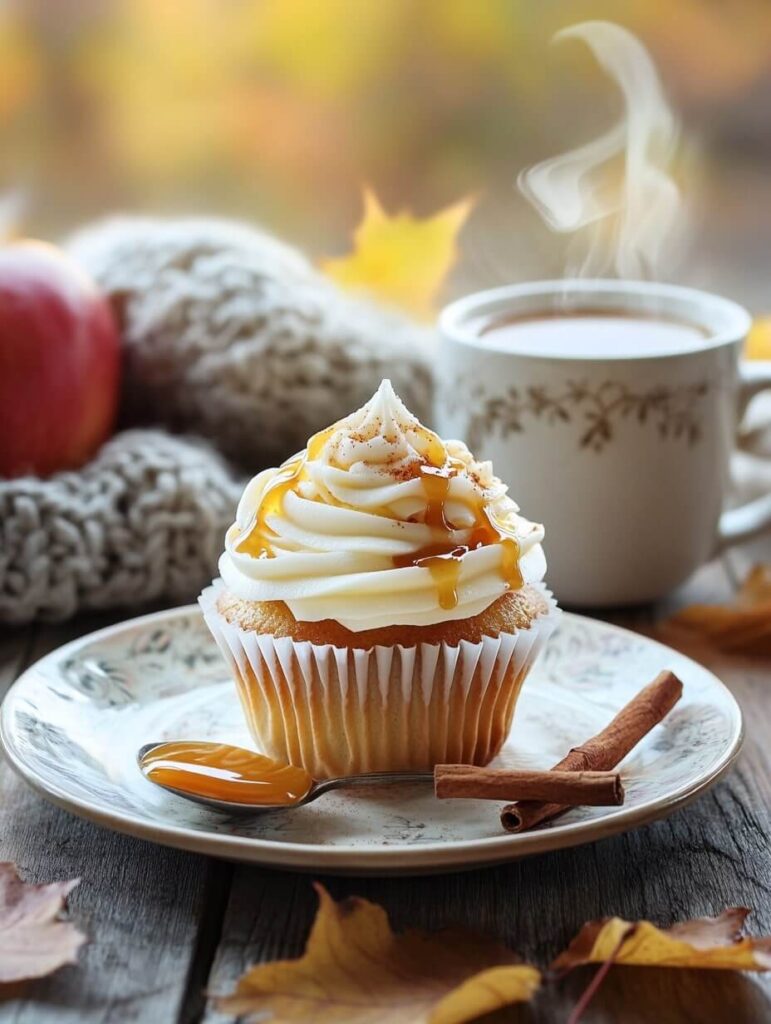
[67,216,435,468]
[0,431,242,623]
[0,216,435,622]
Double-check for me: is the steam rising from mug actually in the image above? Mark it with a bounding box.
[518,21,683,280]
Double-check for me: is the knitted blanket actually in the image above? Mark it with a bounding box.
[0,431,242,624]
[1,216,433,622]
[68,216,434,468]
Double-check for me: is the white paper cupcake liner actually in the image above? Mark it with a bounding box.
[199,581,559,778]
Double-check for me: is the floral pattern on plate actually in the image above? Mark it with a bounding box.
[0,606,742,874]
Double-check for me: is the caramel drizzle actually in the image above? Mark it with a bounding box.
[395,459,523,611]
[236,423,338,557]
[234,419,523,611]
[140,741,313,806]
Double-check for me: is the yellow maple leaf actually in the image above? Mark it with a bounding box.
[321,189,472,319]
[552,908,771,973]
[216,883,540,1023]
[745,316,771,360]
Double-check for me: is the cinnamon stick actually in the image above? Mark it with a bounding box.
[435,765,624,805]
[501,669,683,834]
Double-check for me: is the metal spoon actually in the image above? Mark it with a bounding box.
[138,741,433,813]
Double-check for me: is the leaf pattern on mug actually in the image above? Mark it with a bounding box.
[456,379,710,453]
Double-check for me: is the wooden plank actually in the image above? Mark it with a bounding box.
[0,614,228,1024]
[201,558,771,1023]
[0,624,34,700]
[2,551,768,1022]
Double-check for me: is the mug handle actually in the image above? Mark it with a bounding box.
[718,360,771,547]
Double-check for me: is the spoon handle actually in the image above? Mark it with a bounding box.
[312,770,434,798]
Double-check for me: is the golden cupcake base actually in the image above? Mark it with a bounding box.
[200,584,558,778]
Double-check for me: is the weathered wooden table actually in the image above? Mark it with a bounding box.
[0,547,769,1023]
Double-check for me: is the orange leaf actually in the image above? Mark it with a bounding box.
[216,883,540,1023]
[664,564,771,656]
[737,563,771,605]
[0,862,85,985]
[321,189,472,319]
[553,908,771,973]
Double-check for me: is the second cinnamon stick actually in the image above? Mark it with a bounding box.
[435,765,624,805]
[500,669,683,834]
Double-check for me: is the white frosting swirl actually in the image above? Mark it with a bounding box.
[219,380,546,631]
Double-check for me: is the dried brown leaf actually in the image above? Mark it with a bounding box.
[553,908,771,973]
[217,883,540,1023]
[664,565,771,655]
[0,862,85,985]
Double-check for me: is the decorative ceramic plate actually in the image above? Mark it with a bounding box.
[0,606,742,875]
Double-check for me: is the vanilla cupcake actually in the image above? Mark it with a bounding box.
[199,380,558,777]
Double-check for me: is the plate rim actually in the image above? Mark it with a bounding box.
[0,604,744,874]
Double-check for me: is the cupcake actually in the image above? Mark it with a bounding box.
[200,380,558,777]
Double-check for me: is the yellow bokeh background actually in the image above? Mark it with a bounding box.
[2,0,770,305]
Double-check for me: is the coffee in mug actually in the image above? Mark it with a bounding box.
[477,309,708,358]
[437,280,771,607]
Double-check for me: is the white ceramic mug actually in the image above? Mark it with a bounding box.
[437,279,771,607]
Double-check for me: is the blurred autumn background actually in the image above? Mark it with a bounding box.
[2,0,771,308]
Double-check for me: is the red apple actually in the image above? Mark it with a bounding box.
[0,240,121,477]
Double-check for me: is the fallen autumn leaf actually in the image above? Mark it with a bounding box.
[321,188,472,319]
[0,862,85,985]
[553,908,771,973]
[216,883,540,1023]
[664,564,771,655]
